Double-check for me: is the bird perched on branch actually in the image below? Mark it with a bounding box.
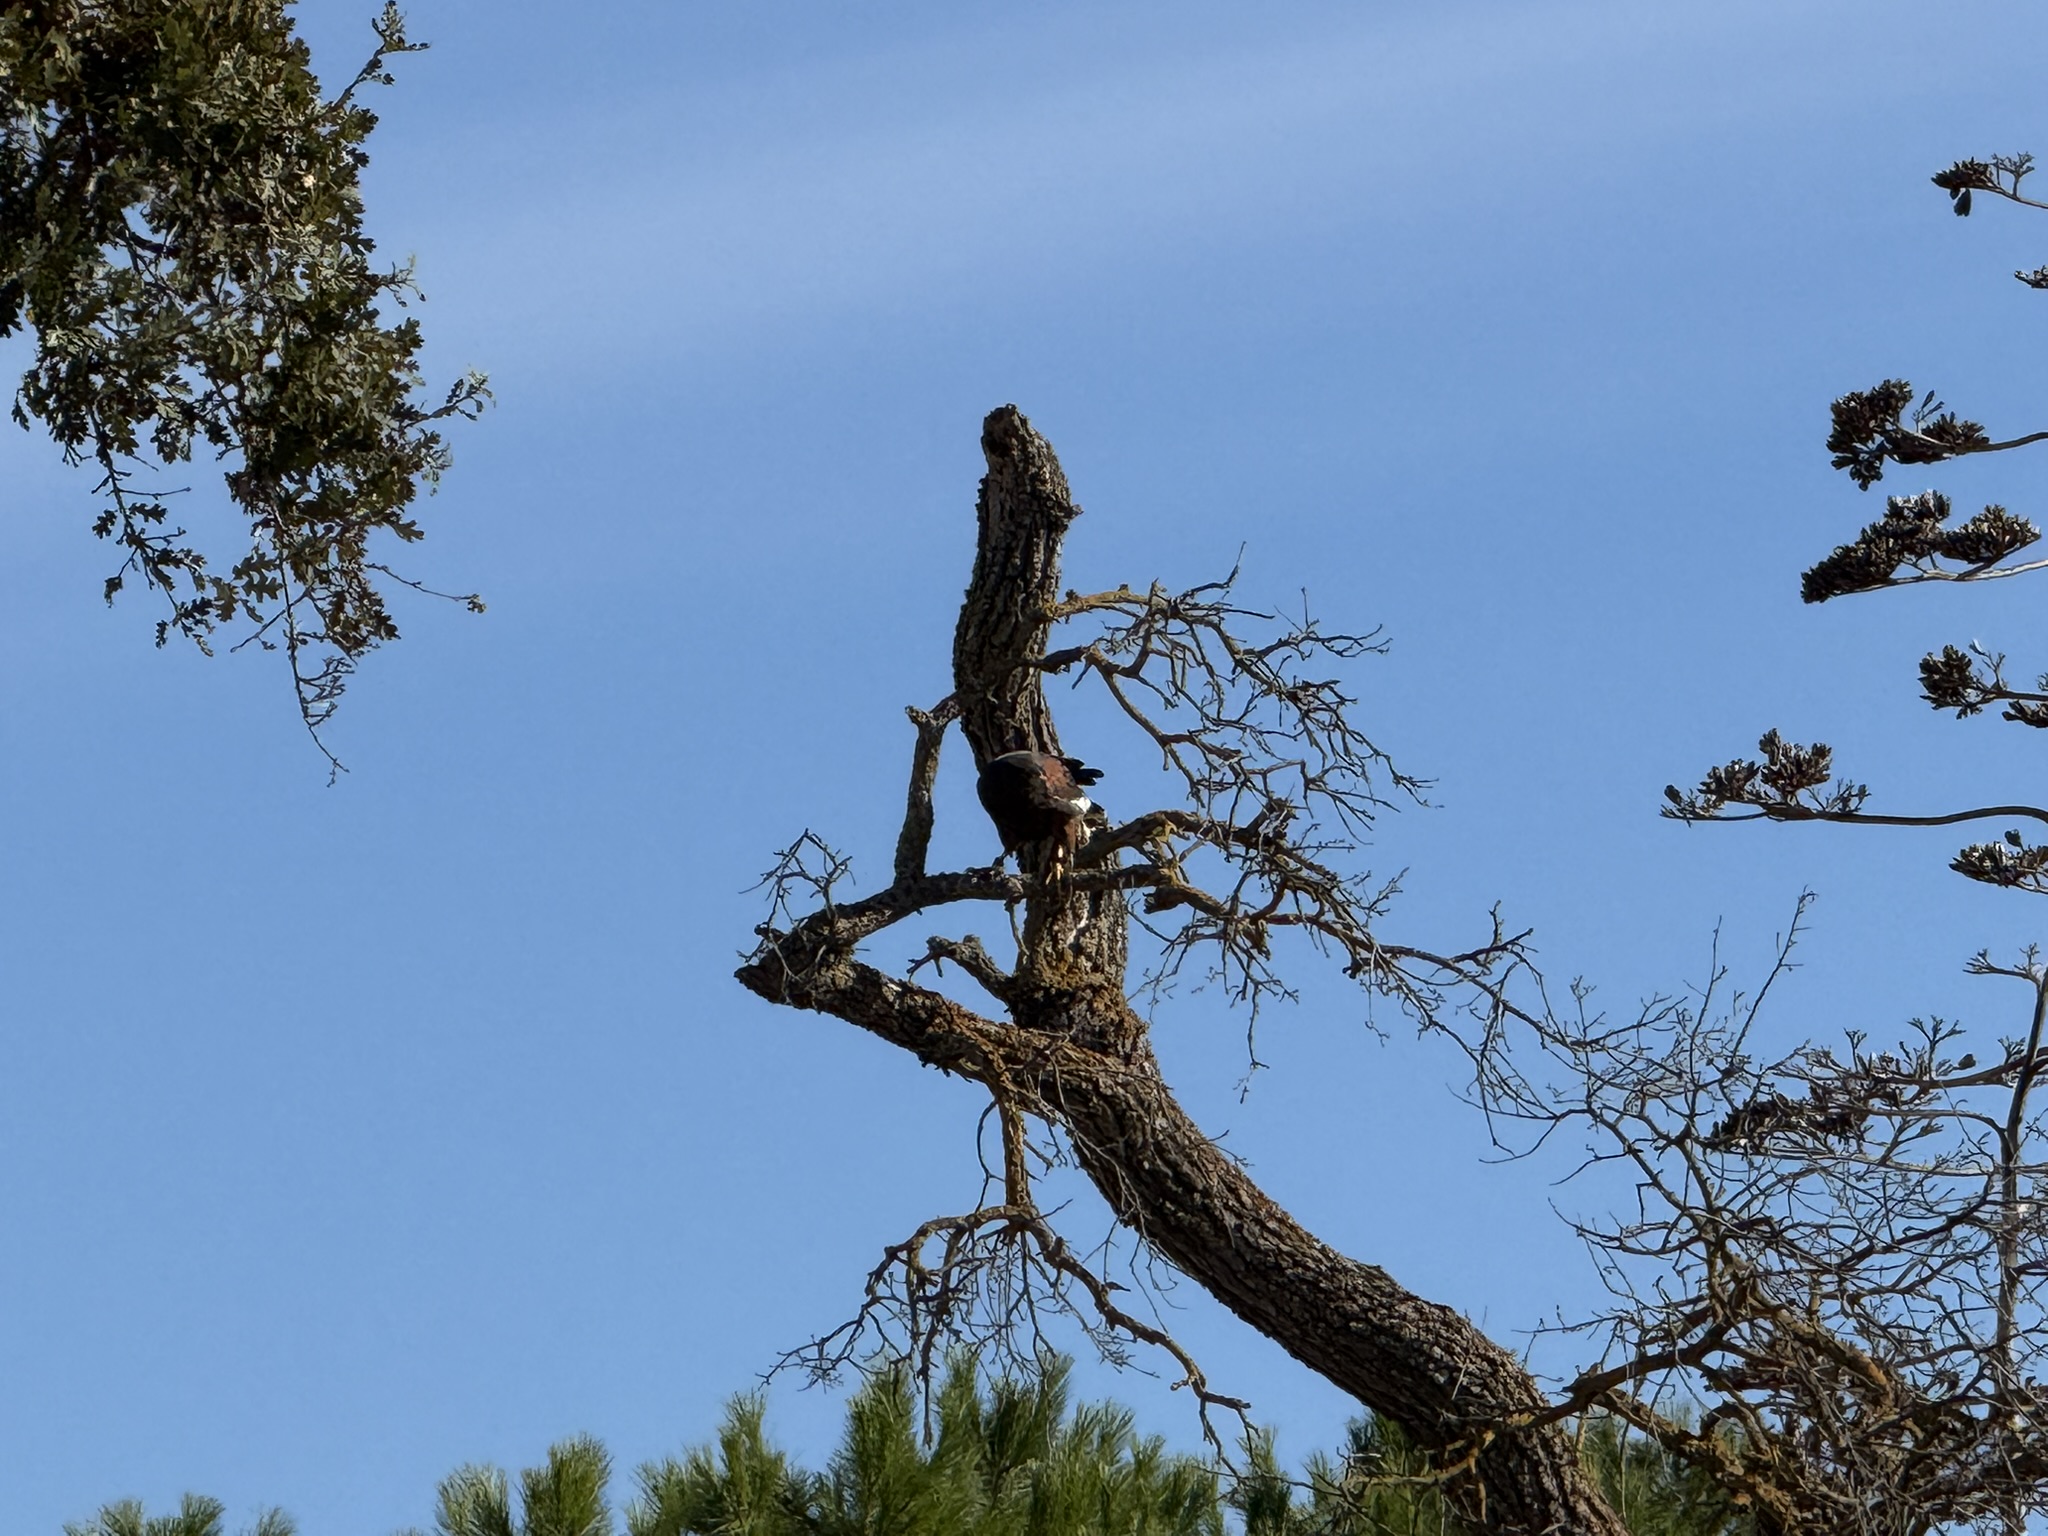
[977,751,1103,878]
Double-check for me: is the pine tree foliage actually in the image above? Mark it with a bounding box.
[431,1435,614,1536]
[67,1360,1750,1536]
[0,0,487,759]
[1575,1419,1751,1536]
[1227,1413,1751,1536]
[630,1355,1222,1536]
[1230,1417,1463,1536]
[628,1396,813,1536]
[62,1493,293,1536]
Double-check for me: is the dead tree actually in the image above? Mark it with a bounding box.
[738,406,1629,1536]
[1621,155,2048,1535]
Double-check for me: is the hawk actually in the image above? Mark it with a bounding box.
[976,750,1103,877]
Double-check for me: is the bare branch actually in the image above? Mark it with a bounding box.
[772,1194,1252,1449]
[909,935,1016,1005]
[1461,899,2048,1531]
[894,696,960,884]
[1041,572,1420,833]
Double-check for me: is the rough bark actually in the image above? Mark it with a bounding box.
[1046,1035,1623,1535]
[951,406,1076,768]
[739,406,1628,1535]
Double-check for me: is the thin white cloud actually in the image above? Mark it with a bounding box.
[388,0,1951,361]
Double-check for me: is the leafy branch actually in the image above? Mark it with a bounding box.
[1,1,490,766]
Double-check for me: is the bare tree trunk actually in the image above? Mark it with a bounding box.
[739,406,1626,1536]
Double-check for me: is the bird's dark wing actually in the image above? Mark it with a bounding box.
[978,751,1092,853]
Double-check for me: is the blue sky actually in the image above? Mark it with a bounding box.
[9,1,2048,1529]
